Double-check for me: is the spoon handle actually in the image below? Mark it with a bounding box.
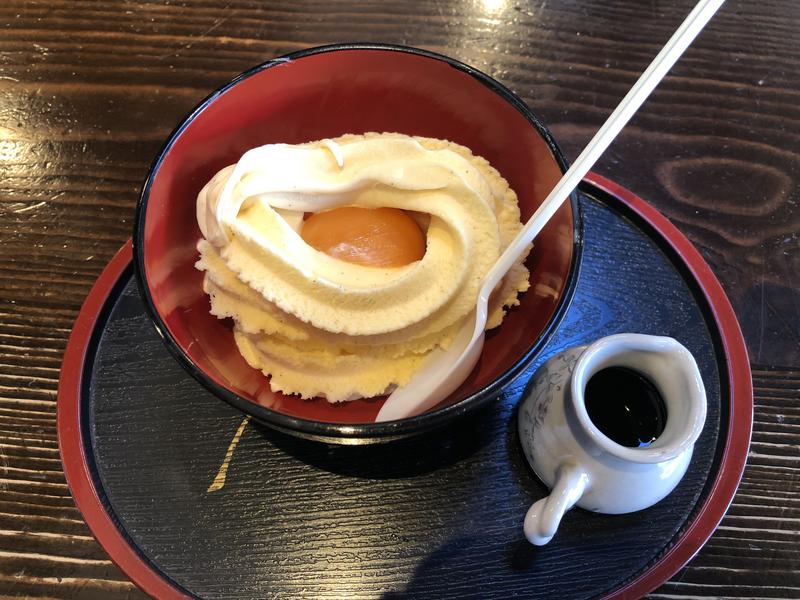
[377,0,725,422]
[480,0,726,298]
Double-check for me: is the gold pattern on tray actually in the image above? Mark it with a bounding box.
[208,416,250,492]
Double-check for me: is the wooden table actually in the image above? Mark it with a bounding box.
[1,0,798,597]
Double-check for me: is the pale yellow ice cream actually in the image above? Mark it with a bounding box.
[195,132,530,402]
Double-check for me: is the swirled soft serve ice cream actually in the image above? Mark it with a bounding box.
[195,132,530,402]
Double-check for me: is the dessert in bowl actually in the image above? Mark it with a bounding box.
[133,43,582,443]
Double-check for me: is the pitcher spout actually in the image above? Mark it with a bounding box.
[569,334,707,464]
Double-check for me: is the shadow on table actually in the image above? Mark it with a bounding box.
[251,400,502,480]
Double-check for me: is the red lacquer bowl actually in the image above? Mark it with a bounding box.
[133,43,582,443]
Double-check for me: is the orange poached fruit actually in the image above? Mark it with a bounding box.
[301,206,426,268]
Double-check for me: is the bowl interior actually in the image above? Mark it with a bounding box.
[138,46,574,426]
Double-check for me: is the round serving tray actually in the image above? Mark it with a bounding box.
[58,174,752,599]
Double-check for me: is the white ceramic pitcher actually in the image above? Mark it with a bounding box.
[518,333,707,545]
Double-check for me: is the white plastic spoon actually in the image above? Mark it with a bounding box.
[376,0,725,422]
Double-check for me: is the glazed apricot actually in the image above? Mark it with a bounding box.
[301,206,425,267]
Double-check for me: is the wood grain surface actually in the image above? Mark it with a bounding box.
[0,0,798,598]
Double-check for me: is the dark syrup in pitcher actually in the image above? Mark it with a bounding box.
[584,367,667,448]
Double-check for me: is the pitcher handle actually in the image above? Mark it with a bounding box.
[524,463,589,545]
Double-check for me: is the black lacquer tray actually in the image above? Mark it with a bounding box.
[58,175,752,599]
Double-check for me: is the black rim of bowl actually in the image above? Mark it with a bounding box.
[132,42,584,442]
